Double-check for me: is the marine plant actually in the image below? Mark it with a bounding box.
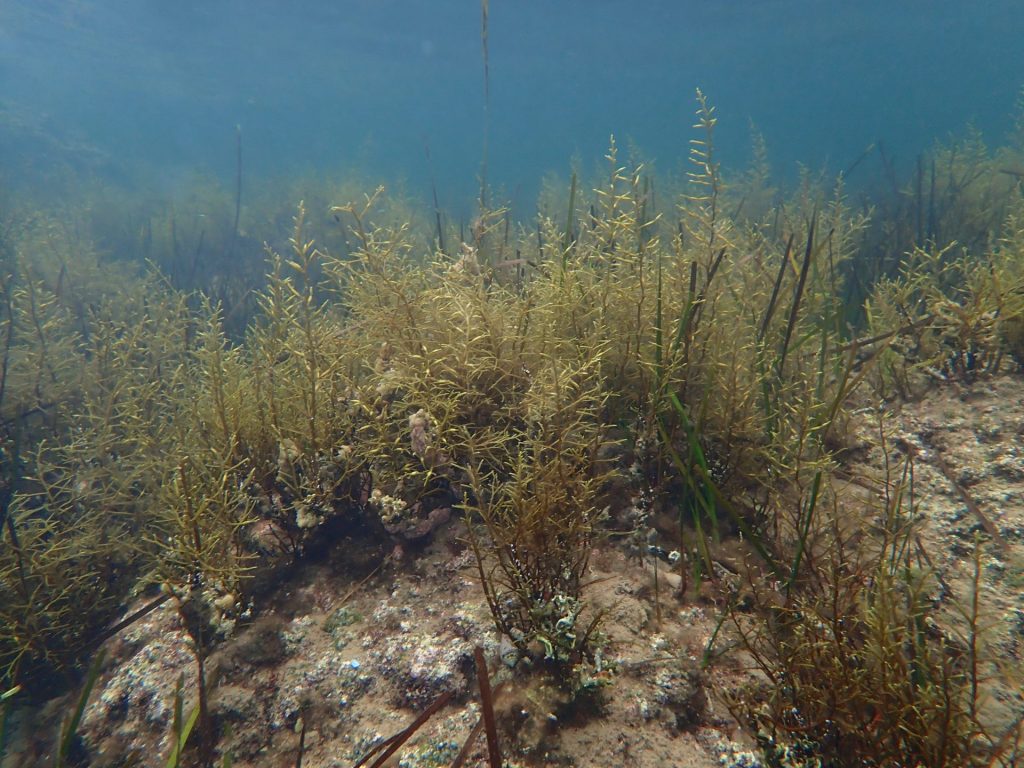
[2,81,1024,767]
[327,188,616,677]
[0,213,191,691]
[723,438,1022,767]
[864,197,1024,397]
[463,350,611,674]
[301,93,881,696]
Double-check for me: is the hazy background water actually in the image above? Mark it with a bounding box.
[2,0,1022,215]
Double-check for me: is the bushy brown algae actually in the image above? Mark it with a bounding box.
[1,92,1024,766]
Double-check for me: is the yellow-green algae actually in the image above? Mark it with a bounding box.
[1,93,1023,766]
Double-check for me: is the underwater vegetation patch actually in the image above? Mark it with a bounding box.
[1,91,1024,766]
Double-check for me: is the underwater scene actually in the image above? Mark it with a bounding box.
[3,1,1024,766]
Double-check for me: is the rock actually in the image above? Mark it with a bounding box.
[228,617,287,667]
[652,667,706,730]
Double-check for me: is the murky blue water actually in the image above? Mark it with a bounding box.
[2,1,1022,213]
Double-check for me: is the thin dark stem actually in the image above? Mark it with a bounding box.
[479,0,490,211]
[759,233,795,344]
[474,647,503,768]
[778,213,817,376]
[230,124,243,260]
[424,141,446,255]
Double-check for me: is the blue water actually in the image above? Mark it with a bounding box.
[2,0,1022,214]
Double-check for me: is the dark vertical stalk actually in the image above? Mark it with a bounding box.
[927,156,937,244]
[423,141,446,255]
[499,209,510,263]
[474,647,502,768]
[778,213,817,377]
[230,124,243,259]
[3,512,29,616]
[0,271,14,417]
[758,233,795,344]
[915,154,924,246]
[195,642,212,768]
[561,171,577,276]
[479,0,490,211]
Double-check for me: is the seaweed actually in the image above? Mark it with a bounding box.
[1,84,1024,768]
